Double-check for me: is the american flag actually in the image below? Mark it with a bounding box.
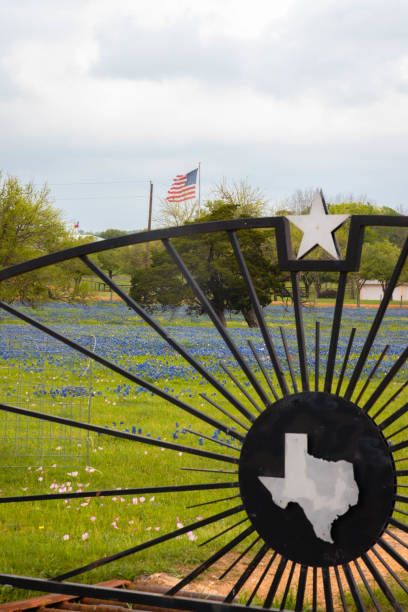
[166,168,198,202]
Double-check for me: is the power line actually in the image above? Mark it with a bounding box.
[55,195,148,200]
[48,179,151,186]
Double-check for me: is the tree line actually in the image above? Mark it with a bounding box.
[0,172,406,325]
[129,187,407,325]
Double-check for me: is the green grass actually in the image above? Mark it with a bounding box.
[0,364,247,597]
[0,305,407,606]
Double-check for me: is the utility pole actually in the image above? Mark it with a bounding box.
[148,181,153,231]
[145,181,153,268]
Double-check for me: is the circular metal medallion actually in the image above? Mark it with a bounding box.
[239,392,396,566]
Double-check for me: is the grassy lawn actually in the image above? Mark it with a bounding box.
[0,301,407,607]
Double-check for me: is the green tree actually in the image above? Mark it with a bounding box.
[359,240,402,292]
[52,235,95,300]
[119,243,148,276]
[130,198,286,327]
[96,229,128,279]
[0,173,77,303]
[0,174,67,268]
[214,179,267,216]
[155,198,198,227]
[329,202,403,305]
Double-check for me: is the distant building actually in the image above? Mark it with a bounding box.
[80,234,103,241]
[360,280,408,301]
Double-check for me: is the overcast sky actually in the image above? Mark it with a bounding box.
[1,0,408,231]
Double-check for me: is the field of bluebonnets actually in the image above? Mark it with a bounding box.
[0,301,407,601]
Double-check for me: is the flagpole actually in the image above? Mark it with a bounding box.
[198,162,201,216]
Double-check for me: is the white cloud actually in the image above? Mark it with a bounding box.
[0,0,407,229]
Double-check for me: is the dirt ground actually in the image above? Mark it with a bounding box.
[131,529,407,610]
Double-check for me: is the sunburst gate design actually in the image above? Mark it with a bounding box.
[0,192,408,611]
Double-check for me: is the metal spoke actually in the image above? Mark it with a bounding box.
[184,428,241,451]
[219,362,262,413]
[390,439,408,453]
[361,552,403,611]
[315,321,320,391]
[394,507,408,518]
[0,301,244,443]
[372,380,408,420]
[0,401,238,465]
[378,537,408,572]
[166,525,255,596]
[334,565,349,612]
[0,481,239,505]
[342,563,365,612]
[354,344,389,405]
[389,518,408,536]
[371,546,408,595]
[164,238,270,406]
[324,271,348,393]
[245,551,277,606]
[345,237,408,400]
[263,556,288,609]
[336,327,356,396]
[181,467,238,474]
[199,393,251,430]
[224,542,270,603]
[363,347,408,413]
[290,272,309,391]
[386,424,408,441]
[294,564,308,612]
[378,403,408,431]
[354,559,381,612]
[279,326,298,393]
[53,504,244,581]
[247,340,279,400]
[279,560,295,611]
[322,567,334,612]
[312,566,318,612]
[228,231,289,397]
[385,527,408,549]
[186,494,240,509]
[218,537,261,580]
[199,516,248,547]
[81,255,255,427]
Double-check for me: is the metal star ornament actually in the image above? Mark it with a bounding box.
[286,191,349,260]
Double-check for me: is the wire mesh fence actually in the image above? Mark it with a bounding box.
[0,332,94,468]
